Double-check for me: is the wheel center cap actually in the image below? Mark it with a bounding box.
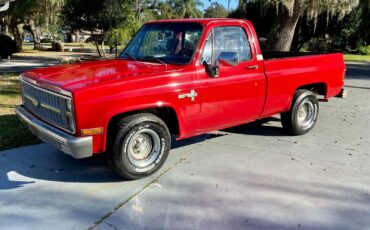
[130,134,153,160]
[133,138,147,154]
[298,107,307,119]
[126,128,162,168]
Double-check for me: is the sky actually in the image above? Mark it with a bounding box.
[200,0,239,12]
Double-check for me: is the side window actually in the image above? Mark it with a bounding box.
[213,26,252,64]
[200,32,213,64]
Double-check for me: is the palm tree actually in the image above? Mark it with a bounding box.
[173,0,204,18]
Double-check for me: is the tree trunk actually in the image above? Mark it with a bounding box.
[94,40,102,57]
[135,0,141,20]
[27,19,41,50]
[266,1,303,51]
[9,23,22,52]
[0,25,3,34]
[75,30,80,43]
[101,40,106,57]
[291,18,304,51]
[0,17,5,34]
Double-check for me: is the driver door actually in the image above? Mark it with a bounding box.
[196,25,266,132]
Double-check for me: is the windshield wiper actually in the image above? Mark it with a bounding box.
[141,56,167,65]
[121,53,137,60]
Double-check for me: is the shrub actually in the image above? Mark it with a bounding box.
[357,45,370,55]
[51,41,64,52]
[0,34,17,60]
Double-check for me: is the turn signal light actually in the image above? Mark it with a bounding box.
[81,127,103,136]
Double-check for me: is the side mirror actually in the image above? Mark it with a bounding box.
[203,61,219,78]
[217,52,239,66]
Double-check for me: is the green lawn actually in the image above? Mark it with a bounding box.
[0,73,40,151]
[344,54,370,62]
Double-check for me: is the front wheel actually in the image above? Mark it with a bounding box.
[108,113,171,179]
[281,89,319,135]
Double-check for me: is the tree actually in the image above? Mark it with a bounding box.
[0,0,41,51]
[173,0,203,18]
[241,0,359,51]
[35,0,65,32]
[353,0,370,45]
[155,1,176,19]
[290,0,370,51]
[23,19,41,49]
[62,0,129,56]
[204,2,228,18]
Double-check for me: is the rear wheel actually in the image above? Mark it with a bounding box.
[108,113,171,179]
[281,89,319,135]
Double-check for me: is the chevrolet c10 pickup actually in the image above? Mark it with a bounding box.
[16,18,346,179]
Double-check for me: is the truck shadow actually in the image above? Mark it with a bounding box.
[0,148,122,190]
[0,118,287,189]
[222,117,289,137]
[346,63,370,80]
[0,133,227,189]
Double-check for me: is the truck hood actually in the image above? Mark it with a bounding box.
[23,59,181,91]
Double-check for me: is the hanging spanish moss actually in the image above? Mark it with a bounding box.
[244,0,360,50]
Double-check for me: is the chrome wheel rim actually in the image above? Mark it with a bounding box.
[127,129,161,168]
[297,99,315,128]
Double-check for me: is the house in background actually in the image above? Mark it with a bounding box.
[58,28,93,43]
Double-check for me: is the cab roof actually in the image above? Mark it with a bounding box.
[147,18,250,26]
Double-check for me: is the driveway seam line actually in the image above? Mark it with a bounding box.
[87,142,205,230]
[344,85,370,90]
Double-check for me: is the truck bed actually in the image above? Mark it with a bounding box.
[262,50,332,60]
[260,52,346,117]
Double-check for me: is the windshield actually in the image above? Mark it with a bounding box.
[120,23,203,65]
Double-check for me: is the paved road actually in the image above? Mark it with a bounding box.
[0,62,369,229]
[0,55,59,73]
[0,53,99,73]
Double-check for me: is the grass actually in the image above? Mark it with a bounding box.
[343,54,370,62]
[0,73,40,151]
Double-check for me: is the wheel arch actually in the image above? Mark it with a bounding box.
[297,82,327,98]
[286,82,327,110]
[104,106,181,152]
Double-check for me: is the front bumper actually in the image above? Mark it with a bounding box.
[15,106,93,159]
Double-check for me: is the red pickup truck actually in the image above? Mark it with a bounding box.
[16,19,346,179]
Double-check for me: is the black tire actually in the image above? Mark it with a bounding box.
[281,89,319,135]
[107,113,171,179]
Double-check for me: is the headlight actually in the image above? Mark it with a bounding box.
[67,117,75,130]
[66,99,73,112]
[65,99,75,132]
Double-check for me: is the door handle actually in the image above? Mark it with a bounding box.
[178,90,198,102]
[246,65,259,70]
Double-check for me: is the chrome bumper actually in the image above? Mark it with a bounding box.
[15,106,93,159]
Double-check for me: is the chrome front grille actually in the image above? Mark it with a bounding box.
[20,80,75,133]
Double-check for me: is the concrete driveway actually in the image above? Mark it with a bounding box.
[0,62,369,230]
